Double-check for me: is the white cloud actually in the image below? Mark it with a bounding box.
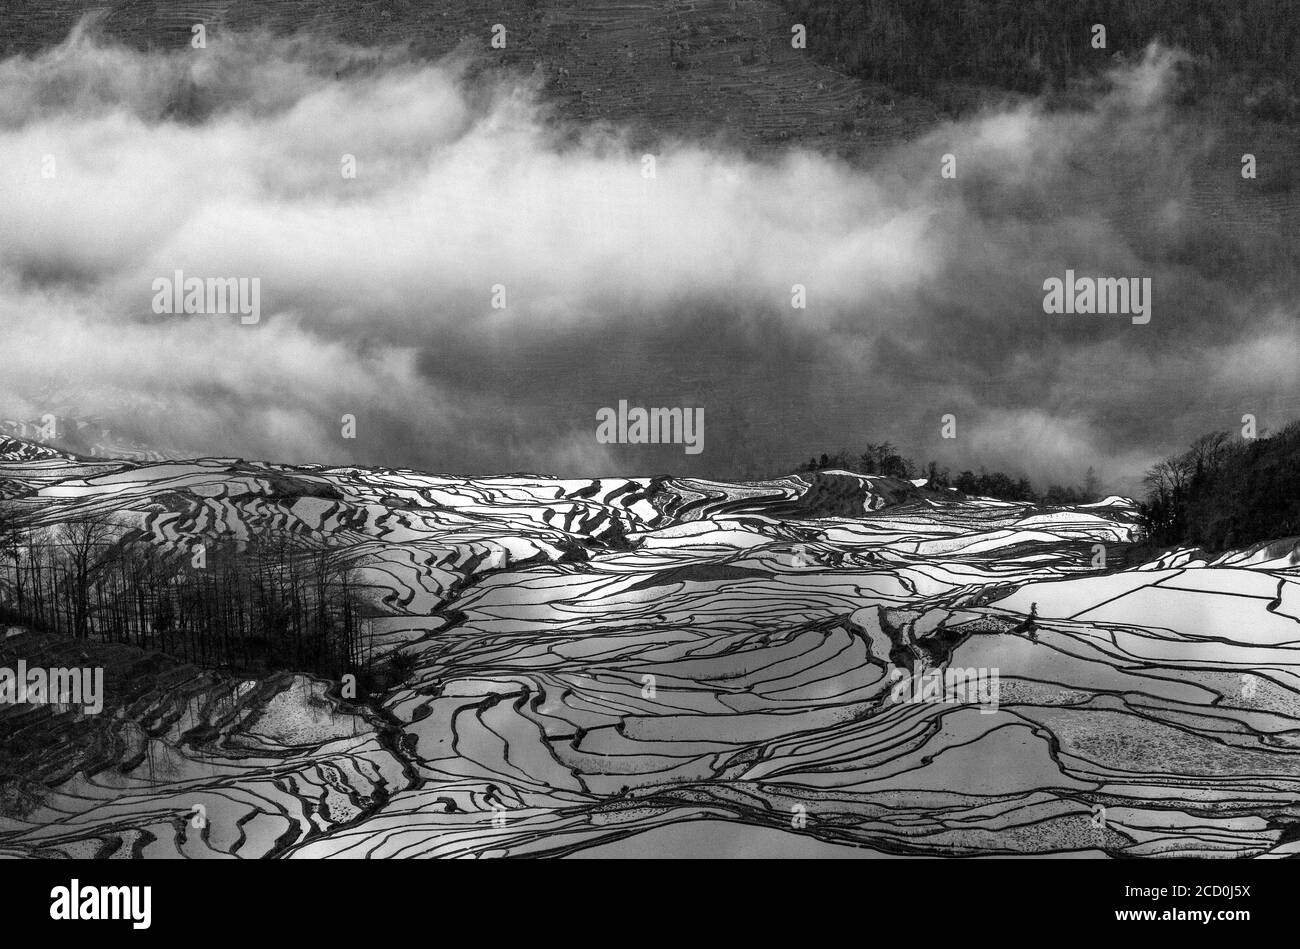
[0,28,1293,489]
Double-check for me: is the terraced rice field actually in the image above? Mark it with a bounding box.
[2,437,1298,857]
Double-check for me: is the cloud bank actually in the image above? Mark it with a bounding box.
[0,26,1295,495]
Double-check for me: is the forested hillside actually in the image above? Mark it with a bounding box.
[780,0,1300,115]
[1140,421,1300,551]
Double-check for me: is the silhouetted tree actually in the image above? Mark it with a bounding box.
[58,514,119,639]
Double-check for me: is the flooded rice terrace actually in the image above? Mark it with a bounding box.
[2,448,1298,858]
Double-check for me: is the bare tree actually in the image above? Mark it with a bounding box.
[0,499,17,617]
[58,513,118,639]
[1183,431,1232,479]
[1142,458,1192,506]
[1083,467,1100,500]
